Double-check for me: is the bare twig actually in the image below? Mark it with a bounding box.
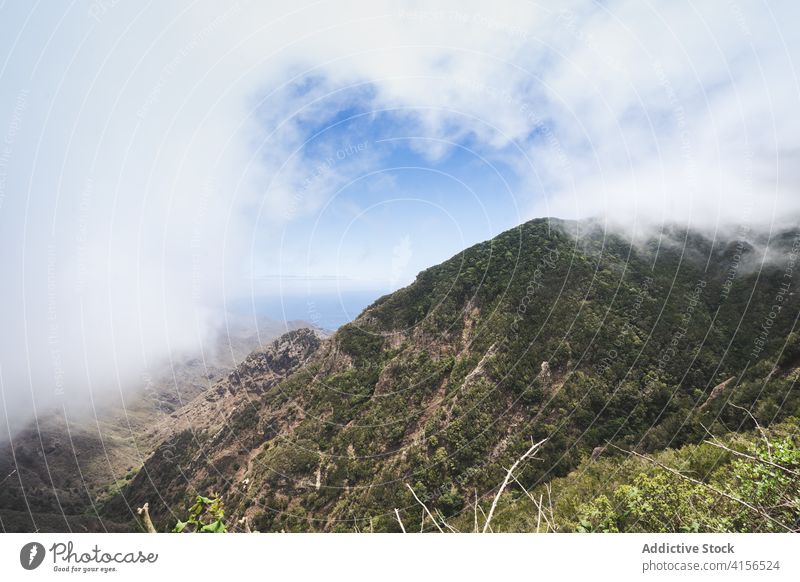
[435,509,459,533]
[509,470,552,532]
[136,503,157,533]
[729,403,773,460]
[474,489,479,533]
[477,503,492,533]
[0,469,16,487]
[405,483,444,533]
[609,443,792,532]
[536,494,544,533]
[508,471,533,500]
[394,508,406,533]
[482,438,548,533]
[546,483,555,531]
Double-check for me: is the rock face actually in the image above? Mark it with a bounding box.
[106,219,800,533]
[227,328,325,394]
[104,328,326,528]
[0,318,315,532]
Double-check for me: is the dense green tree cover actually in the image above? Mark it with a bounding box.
[111,219,800,532]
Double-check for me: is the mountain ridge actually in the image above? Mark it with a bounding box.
[97,218,800,531]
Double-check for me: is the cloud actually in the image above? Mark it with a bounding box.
[0,0,798,437]
[524,1,800,233]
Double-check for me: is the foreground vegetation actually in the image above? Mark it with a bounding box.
[482,418,799,533]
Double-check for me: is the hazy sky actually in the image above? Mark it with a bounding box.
[1,0,798,437]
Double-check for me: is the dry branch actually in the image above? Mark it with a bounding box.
[509,471,553,532]
[473,489,479,533]
[477,503,492,533]
[435,509,459,533]
[136,503,157,533]
[394,508,406,533]
[729,403,773,460]
[482,438,548,533]
[405,483,444,533]
[0,469,17,487]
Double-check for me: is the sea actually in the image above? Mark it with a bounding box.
[226,289,385,331]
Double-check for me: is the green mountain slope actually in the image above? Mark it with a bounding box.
[108,218,800,532]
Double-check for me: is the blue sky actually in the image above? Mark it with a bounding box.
[249,105,525,293]
[1,0,799,435]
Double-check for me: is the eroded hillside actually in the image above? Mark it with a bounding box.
[108,219,800,532]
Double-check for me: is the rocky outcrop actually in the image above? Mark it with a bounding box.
[700,376,737,410]
[104,328,327,528]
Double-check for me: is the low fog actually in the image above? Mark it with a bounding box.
[1,1,798,440]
